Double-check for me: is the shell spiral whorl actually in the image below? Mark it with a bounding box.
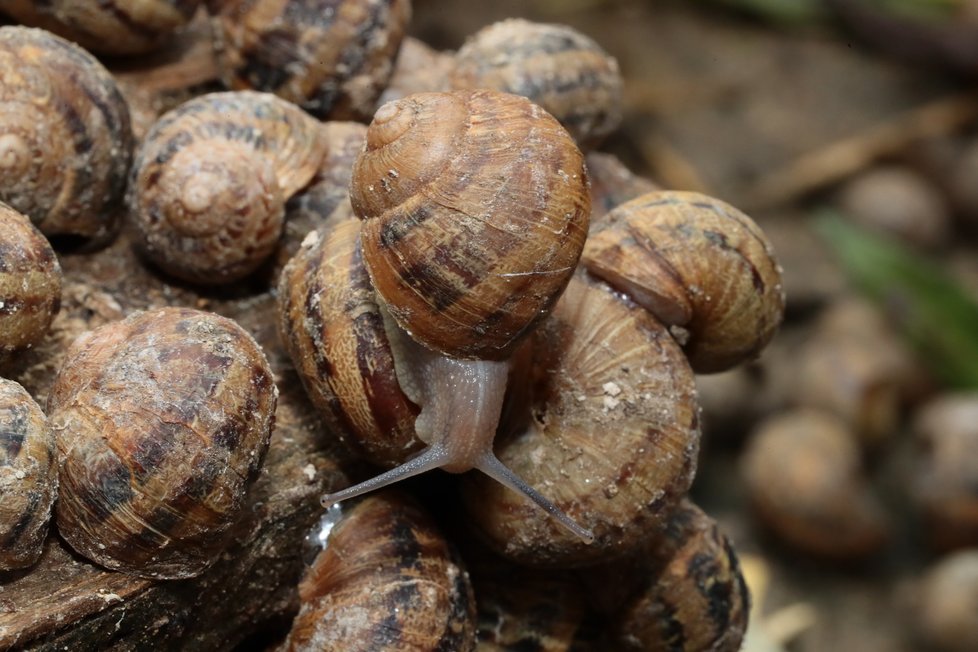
[351,89,591,360]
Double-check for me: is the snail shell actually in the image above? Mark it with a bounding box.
[0,378,57,572]
[279,217,422,468]
[128,91,327,285]
[0,0,204,55]
[914,550,978,652]
[0,203,62,359]
[912,393,978,551]
[599,501,750,652]
[212,0,412,120]
[0,26,133,243]
[462,272,700,566]
[48,307,277,579]
[583,191,785,373]
[351,90,591,360]
[284,492,476,652]
[741,409,889,559]
[449,19,623,147]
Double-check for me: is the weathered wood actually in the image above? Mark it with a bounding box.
[0,233,358,651]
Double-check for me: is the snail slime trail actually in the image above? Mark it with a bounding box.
[320,318,596,544]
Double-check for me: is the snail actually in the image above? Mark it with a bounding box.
[211,0,412,120]
[279,90,595,545]
[127,91,327,285]
[0,0,204,55]
[48,307,277,579]
[591,500,750,652]
[0,26,133,243]
[741,409,889,560]
[461,272,699,566]
[283,492,476,651]
[0,203,63,360]
[449,19,623,147]
[0,378,57,572]
[912,550,978,652]
[582,190,785,373]
[911,392,978,551]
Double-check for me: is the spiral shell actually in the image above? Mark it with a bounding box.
[583,191,785,373]
[0,379,57,571]
[279,217,422,467]
[212,0,412,120]
[0,203,62,358]
[912,393,978,551]
[0,0,203,55]
[0,26,133,242]
[128,91,327,284]
[284,492,476,651]
[742,409,889,559]
[608,501,750,652]
[449,19,623,147]
[48,307,277,579]
[351,90,591,360]
[462,272,700,566]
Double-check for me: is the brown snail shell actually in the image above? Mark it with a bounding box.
[741,409,889,560]
[0,0,204,55]
[462,272,700,566]
[0,26,133,243]
[127,91,327,285]
[351,90,591,360]
[583,191,785,373]
[0,378,57,572]
[911,392,978,551]
[48,306,277,579]
[587,500,750,652]
[283,492,476,652]
[0,203,62,360]
[278,217,423,468]
[913,550,978,652]
[211,0,412,121]
[449,19,623,148]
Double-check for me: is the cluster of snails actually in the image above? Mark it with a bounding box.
[0,4,791,650]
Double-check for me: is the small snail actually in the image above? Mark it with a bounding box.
[583,191,785,373]
[741,409,889,560]
[280,90,595,544]
[0,378,57,572]
[912,550,978,652]
[49,307,277,579]
[0,26,133,243]
[0,0,204,55]
[449,19,623,147]
[283,492,476,651]
[128,91,327,285]
[911,392,978,551]
[211,0,412,120]
[0,203,63,360]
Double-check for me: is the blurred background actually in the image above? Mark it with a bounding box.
[410,2,978,651]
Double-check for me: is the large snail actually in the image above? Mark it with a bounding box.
[280,90,595,544]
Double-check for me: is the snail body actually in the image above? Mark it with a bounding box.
[0,378,57,571]
[0,0,203,55]
[128,91,327,284]
[49,307,277,579]
[449,19,623,147]
[0,203,62,359]
[0,26,133,243]
[284,492,476,652]
[583,191,785,373]
[211,0,412,120]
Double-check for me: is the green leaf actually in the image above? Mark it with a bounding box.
[815,211,978,389]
